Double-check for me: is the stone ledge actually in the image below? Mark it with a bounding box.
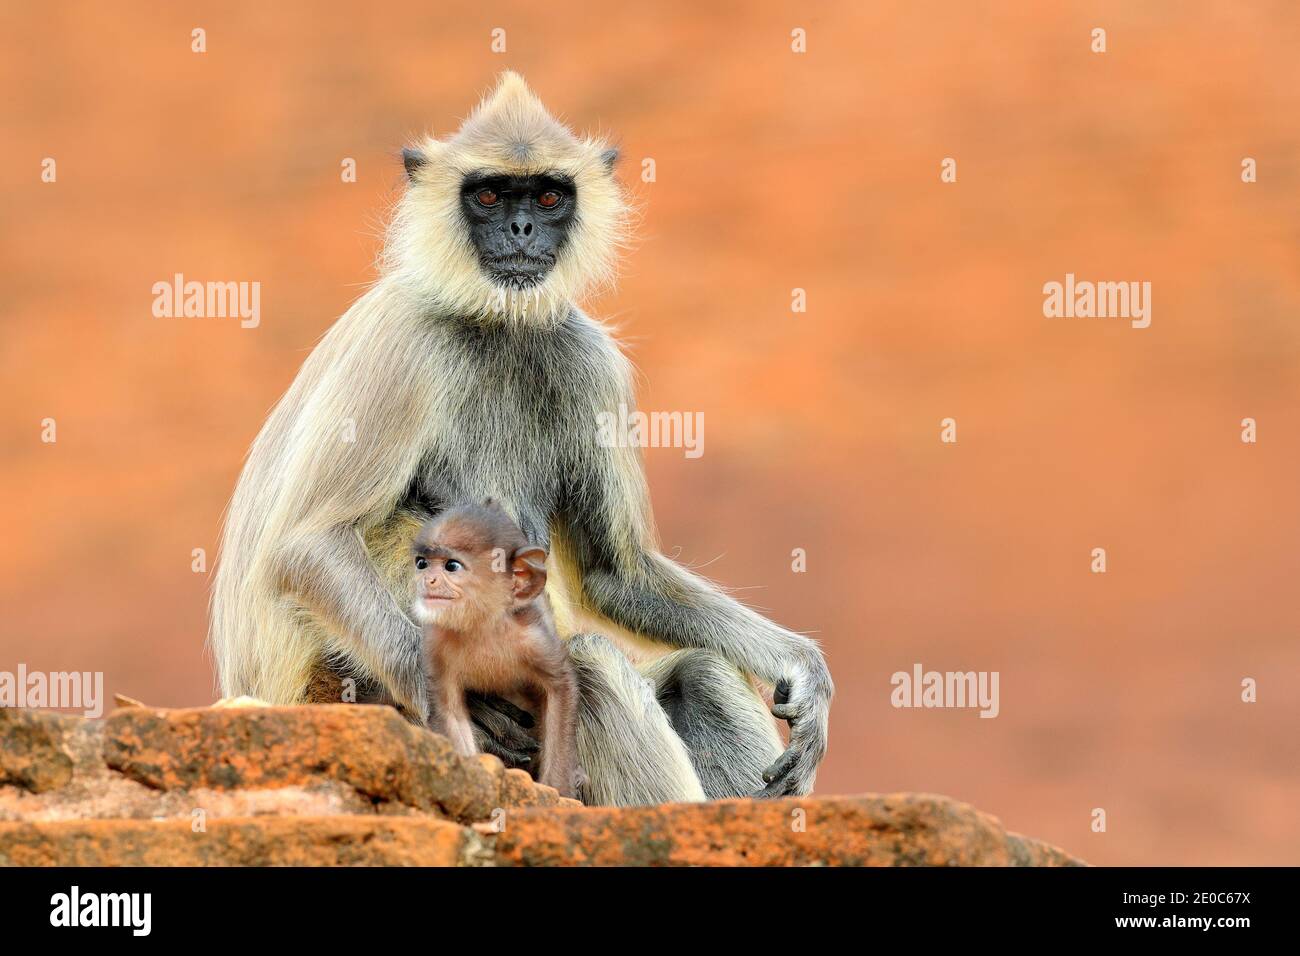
[0,705,1085,866]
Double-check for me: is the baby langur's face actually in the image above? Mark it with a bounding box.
[410,507,551,631]
[409,541,500,631]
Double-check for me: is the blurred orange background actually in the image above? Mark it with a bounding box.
[2,2,1298,865]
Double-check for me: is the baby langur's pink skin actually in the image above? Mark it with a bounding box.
[410,501,583,799]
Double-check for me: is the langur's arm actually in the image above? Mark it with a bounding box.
[274,524,427,721]
[564,422,833,797]
[264,310,442,723]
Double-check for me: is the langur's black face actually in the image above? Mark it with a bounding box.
[460,172,576,290]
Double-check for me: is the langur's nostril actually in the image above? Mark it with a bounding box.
[510,222,520,235]
[523,222,533,236]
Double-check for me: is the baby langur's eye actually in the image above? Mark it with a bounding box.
[537,190,562,209]
[475,189,500,207]
[445,559,464,573]
[415,556,428,571]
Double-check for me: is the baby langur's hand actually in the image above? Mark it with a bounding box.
[467,692,539,770]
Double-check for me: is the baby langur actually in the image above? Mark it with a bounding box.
[410,501,583,799]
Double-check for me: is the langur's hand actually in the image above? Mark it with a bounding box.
[392,686,430,726]
[388,626,431,726]
[755,654,833,798]
[467,692,540,771]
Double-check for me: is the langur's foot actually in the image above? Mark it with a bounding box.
[212,695,274,709]
[467,691,540,771]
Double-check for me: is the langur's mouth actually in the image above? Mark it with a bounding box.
[484,254,555,289]
[422,593,455,605]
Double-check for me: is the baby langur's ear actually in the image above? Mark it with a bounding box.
[600,147,619,171]
[510,546,548,602]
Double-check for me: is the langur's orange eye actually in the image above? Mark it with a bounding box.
[476,189,499,207]
[537,190,562,209]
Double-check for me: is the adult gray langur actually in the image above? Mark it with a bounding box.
[208,72,832,802]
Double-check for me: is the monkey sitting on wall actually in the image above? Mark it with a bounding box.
[411,501,582,799]
[210,72,832,804]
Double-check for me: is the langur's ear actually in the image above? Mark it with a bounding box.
[510,546,548,602]
[402,147,429,181]
[600,147,619,171]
